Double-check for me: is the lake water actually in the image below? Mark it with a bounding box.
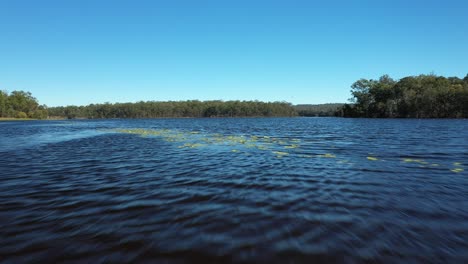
[0,118,467,263]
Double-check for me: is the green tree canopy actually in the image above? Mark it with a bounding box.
[47,100,298,119]
[341,73,468,118]
[0,90,48,119]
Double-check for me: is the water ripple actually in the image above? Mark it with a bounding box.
[1,118,467,263]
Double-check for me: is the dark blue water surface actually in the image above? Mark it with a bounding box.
[1,118,467,263]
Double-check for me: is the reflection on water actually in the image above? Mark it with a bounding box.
[0,118,467,263]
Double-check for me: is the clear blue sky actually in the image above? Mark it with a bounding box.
[1,0,467,106]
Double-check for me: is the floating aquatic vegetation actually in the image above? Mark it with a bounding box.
[402,158,427,164]
[191,143,204,148]
[273,151,289,156]
[317,153,336,158]
[272,151,289,158]
[114,128,299,156]
[113,129,464,169]
[256,146,269,150]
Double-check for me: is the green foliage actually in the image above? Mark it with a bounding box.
[294,104,344,117]
[0,90,48,119]
[32,106,49,119]
[15,111,28,119]
[340,74,468,118]
[48,100,298,119]
[8,91,38,116]
[0,90,7,117]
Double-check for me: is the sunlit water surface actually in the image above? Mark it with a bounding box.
[0,118,467,263]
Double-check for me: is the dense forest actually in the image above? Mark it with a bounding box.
[0,90,48,119]
[340,74,468,118]
[48,100,297,119]
[294,104,344,117]
[4,73,467,120]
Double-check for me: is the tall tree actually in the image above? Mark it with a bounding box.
[341,74,468,118]
[350,78,378,117]
[0,90,7,117]
[7,91,39,117]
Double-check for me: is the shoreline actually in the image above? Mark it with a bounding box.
[0,118,38,121]
[0,117,67,122]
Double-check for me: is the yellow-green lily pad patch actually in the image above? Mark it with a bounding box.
[317,153,336,158]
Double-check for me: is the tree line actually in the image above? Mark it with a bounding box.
[4,73,467,119]
[47,100,297,119]
[294,104,344,117]
[0,90,48,119]
[339,74,468,118]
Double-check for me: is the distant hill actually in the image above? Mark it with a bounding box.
[293,103,344,117]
